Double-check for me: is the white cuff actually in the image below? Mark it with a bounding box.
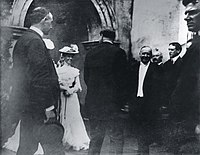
[46,105,55,111]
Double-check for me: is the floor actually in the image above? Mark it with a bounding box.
[1,136,171,155]
[1,116,172,155]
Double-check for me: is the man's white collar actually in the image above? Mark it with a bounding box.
[103,40,113,44]
[30,26,44,38]
[172,55,179,64]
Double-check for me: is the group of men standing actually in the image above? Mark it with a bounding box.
[8,0,200,155]
[84,0,200,154]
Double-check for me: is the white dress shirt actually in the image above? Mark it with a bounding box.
[137,62,150,97]
[171,55,180,64]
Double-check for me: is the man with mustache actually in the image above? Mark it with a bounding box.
[128,46,161,155]
[151,48,163,65]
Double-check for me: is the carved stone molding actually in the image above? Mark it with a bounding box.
[10,0,33,26]
[9,0,116,30]
[90,0,117,29]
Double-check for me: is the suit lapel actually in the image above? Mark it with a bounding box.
[144,62,153,82]
[28,29,55,74]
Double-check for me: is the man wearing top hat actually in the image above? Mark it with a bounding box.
[10,7,64,155]
[84,28,128,155]
[164,0,200,153]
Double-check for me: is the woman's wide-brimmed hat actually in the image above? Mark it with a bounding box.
[59,44,79,54]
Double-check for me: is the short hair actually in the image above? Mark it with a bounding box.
[29,7,50,25]
[169,42,182,52]
[100,28,116,40]
[182,0,199,6]
[140,46,152,55]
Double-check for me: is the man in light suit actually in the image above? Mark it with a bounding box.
[128,46,161,155]
[84,28,128,155]
[165,0,200,153]
[11,7,64,155]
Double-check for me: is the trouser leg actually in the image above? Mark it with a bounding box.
[17,114,43,155]
[42,142,65,155]
[108,119,124,155]
[88,120,106,155]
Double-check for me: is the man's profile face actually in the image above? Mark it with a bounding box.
[139,47,152,64]
[168,45,180,59]
[41,13,53,35]
[184,2,200,32]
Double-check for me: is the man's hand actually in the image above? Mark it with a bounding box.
[195,124,200,134]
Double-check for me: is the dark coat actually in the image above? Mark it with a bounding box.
[163,57,182,99]
[84,42,128,120]
[170,37,200,127]
[128,61,161,121]
[163,37,200,154]
[11,29,59,117]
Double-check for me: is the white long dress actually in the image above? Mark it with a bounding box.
[56,64,90,151]
[3,121,44,154]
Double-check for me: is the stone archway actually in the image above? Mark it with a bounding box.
[10,0,33,26]
[0,1,119,144]
[11,0,117,33]
[2,0,118,109]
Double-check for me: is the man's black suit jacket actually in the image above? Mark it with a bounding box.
[128,61,161,121]
[84,42,128,120]
[163,57,182,99]
[11,29,59,117]
[170,37,200,129]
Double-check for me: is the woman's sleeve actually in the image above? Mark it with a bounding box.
[75,75,82,92]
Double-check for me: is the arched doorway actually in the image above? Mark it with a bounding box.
[11,0,117,42]
[10,0,117,107]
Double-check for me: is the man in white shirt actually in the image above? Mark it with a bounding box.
[137,47,151,98]
[128,46,161,155]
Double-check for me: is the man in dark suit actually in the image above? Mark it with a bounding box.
[128,46,161,155]
[84,29,128,155]
[165,0,200,153]
[163,42,182,101]
[161,42,182,121]
[11,7,63,155]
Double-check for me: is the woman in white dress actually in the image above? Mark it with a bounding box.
[56,44,90,151]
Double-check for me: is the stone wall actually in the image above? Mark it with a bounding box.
[113,0,132,54]
[131,0,187,61]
